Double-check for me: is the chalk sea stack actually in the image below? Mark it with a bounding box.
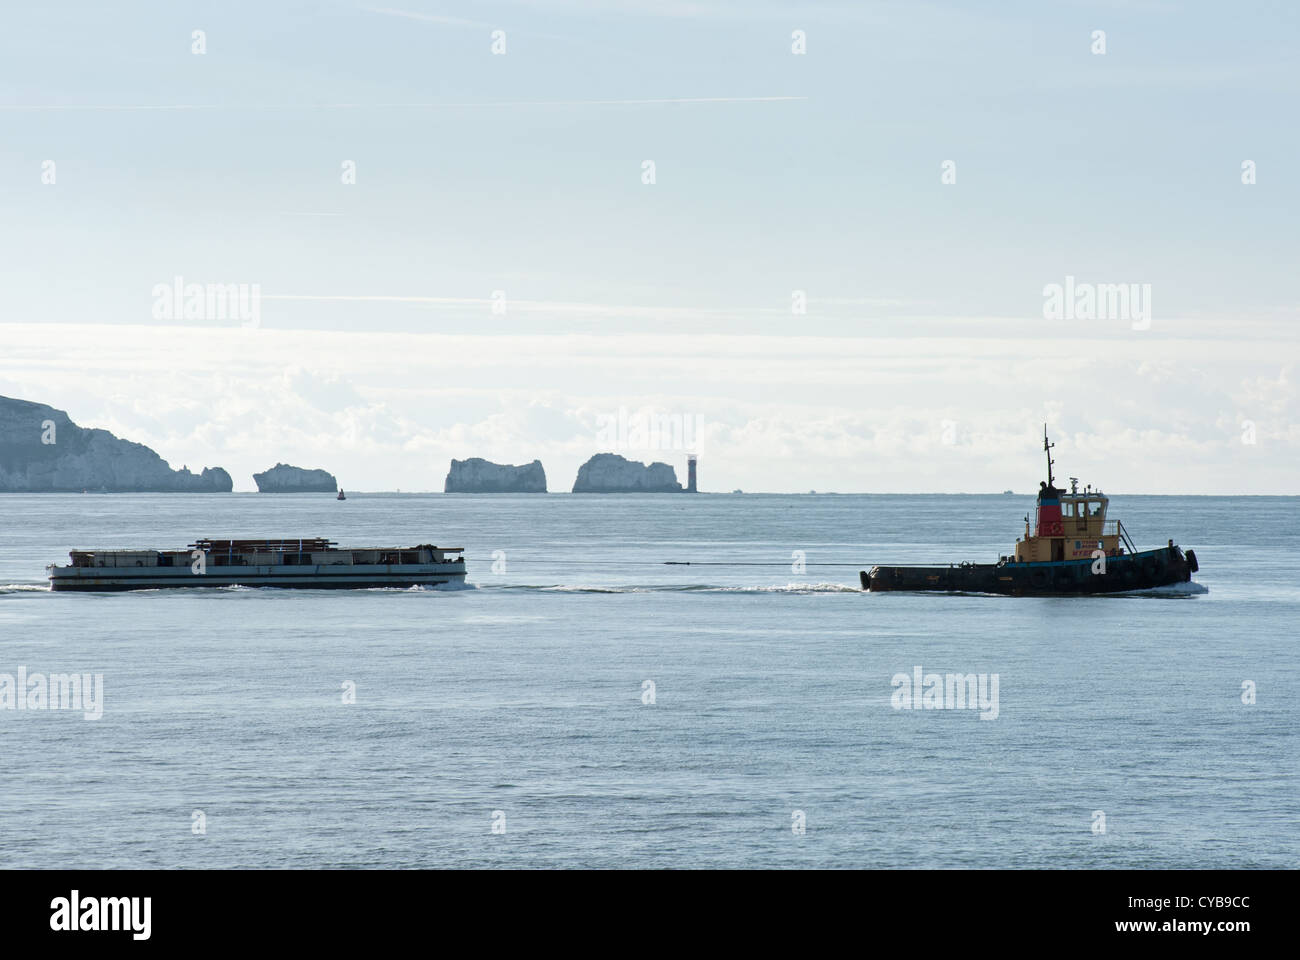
[445,458,547,493]
[253,463,338,493]
[572,453,683,493]
[0,395,232,492]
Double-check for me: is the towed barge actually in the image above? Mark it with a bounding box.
[48,538,465,591]
[861,429,1198,595]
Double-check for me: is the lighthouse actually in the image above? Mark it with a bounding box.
[686,454,698,493]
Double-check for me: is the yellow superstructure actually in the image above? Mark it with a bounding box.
[1013,478,1124,563]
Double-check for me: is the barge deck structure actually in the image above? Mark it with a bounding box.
[48,538,466,591]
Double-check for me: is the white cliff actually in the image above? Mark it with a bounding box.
[571,453,682,493]
[445,458,547,493]
[0,395,233,492]
[253,463,338,493]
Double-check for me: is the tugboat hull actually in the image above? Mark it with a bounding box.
[861,545,1197,595]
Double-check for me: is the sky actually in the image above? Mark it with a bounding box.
[0,0,1296,493]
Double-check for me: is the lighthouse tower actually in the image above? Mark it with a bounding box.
[686,455,698,493]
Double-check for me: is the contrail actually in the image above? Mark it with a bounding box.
[360,6,491,28]
[261,294,811,319]
[0,96,806,112]
[265,295,480,304]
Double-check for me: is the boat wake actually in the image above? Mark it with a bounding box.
[0,583,49,595]
[712,582,862,594]
[488,582,861,595]
[1111,580,1209,598]
[219,582,477,592]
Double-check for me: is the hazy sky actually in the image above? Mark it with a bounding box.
[1,1,1295,492]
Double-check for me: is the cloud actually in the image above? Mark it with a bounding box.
[2,323,1294,493]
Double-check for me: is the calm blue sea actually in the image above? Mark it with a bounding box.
[0,493,1295,868]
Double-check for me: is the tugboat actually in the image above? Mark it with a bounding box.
[860,428,1199,595]
[48,538,465,591]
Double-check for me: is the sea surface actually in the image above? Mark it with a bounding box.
[0,493,1295,869]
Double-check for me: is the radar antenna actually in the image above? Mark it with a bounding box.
[1043,424,1056,487]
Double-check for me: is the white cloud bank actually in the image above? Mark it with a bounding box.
[1,323,1294,494]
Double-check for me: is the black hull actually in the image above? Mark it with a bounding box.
[49,579,459,592]
[861,546,1197,595]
